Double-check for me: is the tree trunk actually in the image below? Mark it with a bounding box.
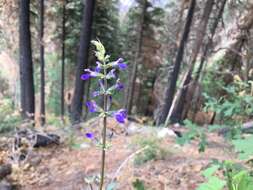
[39,0,45,126]
[157,0,196,125]
[222,5,253,72]
[191,0,227,122]
[61,0,66,122]
[71,0,95,123]
[19,0,35,121]
[170,0,215,123]
[125,0,148,115]
[195,0,227,83]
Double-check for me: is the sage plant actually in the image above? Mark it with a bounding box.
[81,40,127,190]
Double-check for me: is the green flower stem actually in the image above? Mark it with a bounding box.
[99,62,108,190]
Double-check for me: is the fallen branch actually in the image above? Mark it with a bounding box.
[110,146,149,183]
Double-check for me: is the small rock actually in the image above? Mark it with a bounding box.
[125,124,142,135]
[30,156,42,167]
[0,180,14,190]
[0,164,12,180]
[157,128,177,138]
[80,143,90,149]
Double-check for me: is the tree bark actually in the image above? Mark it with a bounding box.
[39,0,45,126]
[61,0,66,121]
[222,5,253,72]
[157,0,196,125]
[19,0,35,121]
[170,0,215,123]
[125,0,148,115]
[189,0,227,122]
[195,0,227,83]
[71,0,95,123]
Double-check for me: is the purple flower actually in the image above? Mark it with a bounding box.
[92,91,100,97]
[85,132,94,139]
[86,101,98,113]
[114,109,127,124]
[115,81,124,91]
[118,63,127,70]
[84,69,100,77]
[106,69,116,79]
[81,73,90,80]
[95,61,102,73]
[113,58,127,70]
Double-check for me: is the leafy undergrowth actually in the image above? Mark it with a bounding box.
[0,118,237,190]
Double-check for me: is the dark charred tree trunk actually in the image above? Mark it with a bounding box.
[39,0,45,126]
[170,0,215,123]
[157,0,196,125]
[125,0,148,115]
[195,0,227,82]
[71,0,95,123]
[61,0,66,121]
[19,0,35,121]
[190,0,227,122]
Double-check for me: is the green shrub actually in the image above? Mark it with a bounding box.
[176,120,207,152]
[132,179,146,190]
[133,136,172,166]
[197,161,253,190]
[0,99,22,133]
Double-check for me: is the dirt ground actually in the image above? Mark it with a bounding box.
[0,121,236,190]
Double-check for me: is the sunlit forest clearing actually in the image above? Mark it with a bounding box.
[0,0,253,189]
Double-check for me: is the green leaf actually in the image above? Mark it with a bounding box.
[202,165,220,178]
[232,135,253,160]
[197,176,226,190]
[132,179,145,190]
[231,170,253,190]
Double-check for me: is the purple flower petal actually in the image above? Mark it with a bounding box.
[112,58,127,70]
[95,61,102,72]
[118,63,127,70]
[81,73,90,80]
[119,109,127,118]
[84,69,99,77]
[115,114,125,123]
[86,101,97,113]
[106,69,116,79]
[116,58,124,63]
[92,91,100,97]
[114,109,127,124]
[116,82,124,90]
[85,132,94,139]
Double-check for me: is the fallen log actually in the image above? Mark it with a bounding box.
[217,121,253,135]
[241,121,253,133]
[15,128,60,148]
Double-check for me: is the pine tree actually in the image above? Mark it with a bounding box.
[19,0,35,121]
[39,0,45,126]
[157,0,196,125]
[71,0,96,123]
[123,0,165,115]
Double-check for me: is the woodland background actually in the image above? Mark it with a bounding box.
[1,0,253,189]
[0,0,252,127]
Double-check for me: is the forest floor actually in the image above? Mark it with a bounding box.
[0,118,237,190]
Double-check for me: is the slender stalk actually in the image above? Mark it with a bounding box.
[39,0,45,126]
[61,0,66,122]
[99,64,108,190]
